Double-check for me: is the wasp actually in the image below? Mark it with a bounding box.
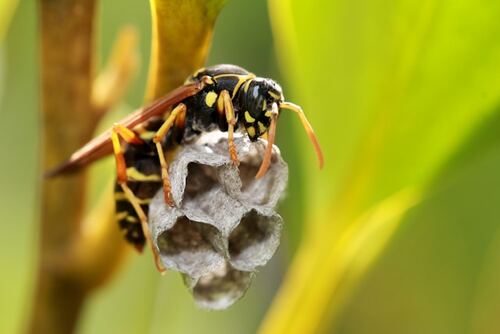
[48,64,323,272]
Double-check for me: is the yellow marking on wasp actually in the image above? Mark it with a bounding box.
[115,192,128,201]
[269,91,281,100]
[244,111,255,123]
[213,74,256,98]
[136,122,166,141]
[185,68,209,84]
[133,122,145,132]
[126,167,162,181]
[265,110,272,117]
[205,91,218,107]
[262,100,267,111]
[138,130,156,140]
[116,211,129,221]
[115,192,151,204]
[243,79,252,93]
[247,126,256,138]
[258,121,266,133]
[126,215,139,223]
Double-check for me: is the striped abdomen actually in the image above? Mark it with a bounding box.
[114,117,169,251]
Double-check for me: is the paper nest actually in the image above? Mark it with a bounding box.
[148,132,288,310]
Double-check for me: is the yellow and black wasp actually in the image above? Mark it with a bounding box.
[48,64,324,272]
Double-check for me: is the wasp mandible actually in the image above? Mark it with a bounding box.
[48,64,324,272]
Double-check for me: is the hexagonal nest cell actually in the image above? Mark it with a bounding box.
[184,262,255,310]
[228,210,282,271]
[156,216,226,278]
[148,132,288,309]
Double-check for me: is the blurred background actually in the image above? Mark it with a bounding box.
[2,0,500,333]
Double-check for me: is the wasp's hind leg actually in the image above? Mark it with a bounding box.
[152,103,187,207]
[111,124,166,273]
[218,90,239,166]
[114,185,146,252]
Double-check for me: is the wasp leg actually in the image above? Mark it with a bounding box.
[119,182,165,273]
[218,90,239,166]
[152,103,187,207]
[111,124,144,182]
[111,125,166,273]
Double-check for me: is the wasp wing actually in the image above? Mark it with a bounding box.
[45,83,203,177]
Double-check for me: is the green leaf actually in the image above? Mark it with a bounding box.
[333,119,500,333]
[146,0,228,99]
[262,0,500,332]
[0,0,18,41]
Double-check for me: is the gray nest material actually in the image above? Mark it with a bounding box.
[149,132,288,309]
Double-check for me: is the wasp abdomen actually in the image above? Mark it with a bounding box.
[115,133,164,251]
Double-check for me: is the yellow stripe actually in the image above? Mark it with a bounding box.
[116,211,129,221]
[258,121,267,133]
[138,130,156,140]
[115,192,151,204]
[232,75,255,98]
[115,192,127,201]
[269,91,281,100]
[126,215,139,223]
[126,167,162,181]
[213,74,256,98]
[244,111,255,123]
[243,79,252,93]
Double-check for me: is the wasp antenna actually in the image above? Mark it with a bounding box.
[280,102,324,169]
[255,108,278,179]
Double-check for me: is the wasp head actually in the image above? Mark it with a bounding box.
[239,78,284,141]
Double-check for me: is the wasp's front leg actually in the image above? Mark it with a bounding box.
[111,124,166,273]
[152,103,187,207]
[218,90,239,166]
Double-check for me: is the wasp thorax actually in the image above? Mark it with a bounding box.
[238,78,284,141]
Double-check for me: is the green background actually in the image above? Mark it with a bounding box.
[2,0,500,333]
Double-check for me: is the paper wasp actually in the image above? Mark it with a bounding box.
[47,64,323,272]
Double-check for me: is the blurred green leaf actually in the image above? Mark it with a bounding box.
[146,0,227,99]
[0,1,37,333]
[261,187,421,334]
[333,122,500,333]
[272,0,500,219]
[0,0,18,40]
[0,0,19,115]
[262,0,500,332]
[331,96,500,333]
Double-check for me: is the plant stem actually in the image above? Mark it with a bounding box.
[28,0,96,332]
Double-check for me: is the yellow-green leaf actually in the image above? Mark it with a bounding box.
[262,0,500,332]
[0,0,18,41]
[146,0,228,99]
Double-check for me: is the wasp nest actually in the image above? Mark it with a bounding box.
[149,132,288,310]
